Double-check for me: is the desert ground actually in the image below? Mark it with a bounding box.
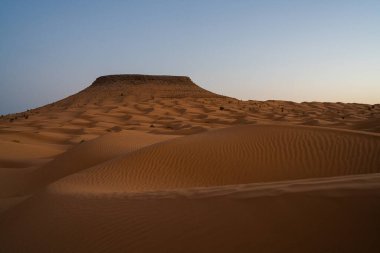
[0,75,379,252]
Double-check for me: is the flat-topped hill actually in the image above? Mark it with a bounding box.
[82,74,222,99]
[1,74,379,135]
[90,74,194,87]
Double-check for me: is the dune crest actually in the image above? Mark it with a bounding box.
[49,125,380,194]
[0,131,178,198]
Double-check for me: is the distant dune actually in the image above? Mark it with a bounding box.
[1,74,379,136]
[0,75,379,252]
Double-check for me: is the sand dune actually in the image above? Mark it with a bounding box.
[1,173,379,253]
[0,140,63,168]
[0,75,379,252]
[0,130,177,198]
[50,125,380,194]
[1,75,379,137]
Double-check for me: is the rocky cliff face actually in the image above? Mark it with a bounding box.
[82,74,222,99]
[90,75,194,87]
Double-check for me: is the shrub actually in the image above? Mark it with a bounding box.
[219,106,224,110]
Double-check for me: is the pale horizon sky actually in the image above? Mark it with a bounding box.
[1,0,379,114]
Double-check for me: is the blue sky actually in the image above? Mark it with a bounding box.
[1,0,379,114]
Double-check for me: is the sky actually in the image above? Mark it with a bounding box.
[0,0,379,114]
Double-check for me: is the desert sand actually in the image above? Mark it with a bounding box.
[0,75,379,252]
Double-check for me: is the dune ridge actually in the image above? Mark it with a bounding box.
[1,172,379,253]
[49,125,380,194]
[0,131,178,198]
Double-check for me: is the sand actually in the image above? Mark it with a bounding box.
[0,75,379,252]
[48,125,380,194]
